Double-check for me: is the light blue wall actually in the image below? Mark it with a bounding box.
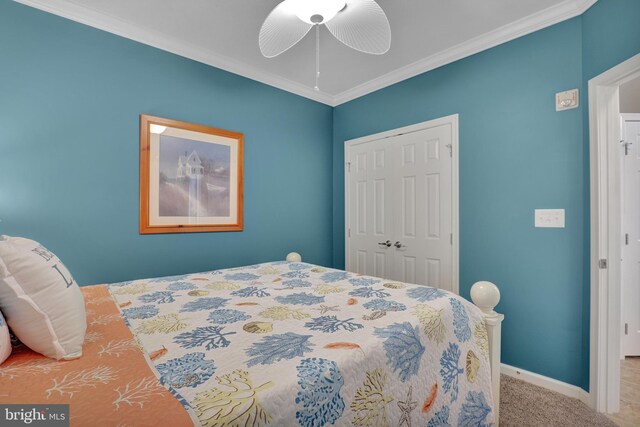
[582,0,640,81]
[332,0,640,391]
[0,0,334,285]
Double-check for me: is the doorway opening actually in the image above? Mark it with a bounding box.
[614,79,640,425]
[589,53,640,415]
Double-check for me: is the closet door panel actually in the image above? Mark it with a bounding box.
[347,138,396,279]
[392,125,453,291]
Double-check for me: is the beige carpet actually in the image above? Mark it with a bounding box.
[500,375,616,426]
[607,357,640,427]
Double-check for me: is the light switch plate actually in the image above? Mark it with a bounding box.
[535,209,565,228]
[556,89,579,111]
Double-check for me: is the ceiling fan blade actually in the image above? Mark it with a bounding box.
[259,2,313,58]
[324,0,391,55]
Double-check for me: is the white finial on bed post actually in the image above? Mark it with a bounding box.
[471,281,504,426]
[471,280,500,315]
[286,252,302,262]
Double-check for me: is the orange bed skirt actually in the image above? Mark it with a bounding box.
[0,285,195,427]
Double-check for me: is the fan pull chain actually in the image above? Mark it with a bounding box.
[314,24,320,92]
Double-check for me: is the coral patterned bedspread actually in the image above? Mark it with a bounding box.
[107,261,495,427]
[0,285,196,426]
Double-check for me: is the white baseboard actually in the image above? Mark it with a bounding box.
[501,363,592,407]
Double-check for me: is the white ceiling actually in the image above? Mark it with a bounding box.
[17,0,597,105]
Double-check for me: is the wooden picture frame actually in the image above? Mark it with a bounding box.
[140,114,244,234]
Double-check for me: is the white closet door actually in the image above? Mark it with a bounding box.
[346,117,456,292]
[392,126,453,291]
[347,137,395,278]
[621,116,640,356]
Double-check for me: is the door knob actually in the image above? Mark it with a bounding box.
[378,240,392,247]
[394,241,405,249]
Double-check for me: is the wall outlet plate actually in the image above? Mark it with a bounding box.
[535,209,565,228]
[556,89,579,111]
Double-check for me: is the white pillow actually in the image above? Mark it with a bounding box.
[0,310,10,364]
[0,236,86,360]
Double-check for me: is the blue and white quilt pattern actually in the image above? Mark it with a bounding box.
[108,262,494,426]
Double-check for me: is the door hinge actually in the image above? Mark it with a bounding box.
[625,323,628,335]
[625,233,630,245]
[599,259,608,269]
[450,233,453,245]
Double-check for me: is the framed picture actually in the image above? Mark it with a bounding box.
[140,114,243,234]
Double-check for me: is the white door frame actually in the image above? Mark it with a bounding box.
[344,114,460,294]
[589,53,640,413]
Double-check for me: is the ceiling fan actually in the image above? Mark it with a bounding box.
[259,0,391,91]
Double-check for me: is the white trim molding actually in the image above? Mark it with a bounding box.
[15,0,596,107]
[501,364,590,407]
[13,0,335,105]
[589,53,640,414]
[333,0,598,105]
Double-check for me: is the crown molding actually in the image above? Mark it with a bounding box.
[14,0,336,106]
[15,0,597,107]
[332,0,598,105]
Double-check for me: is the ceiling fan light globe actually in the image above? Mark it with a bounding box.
[284,0,346,24]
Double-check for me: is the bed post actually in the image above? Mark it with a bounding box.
[286,252,302,262]
[471,281,504,425]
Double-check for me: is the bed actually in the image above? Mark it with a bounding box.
[0,256,503,426]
